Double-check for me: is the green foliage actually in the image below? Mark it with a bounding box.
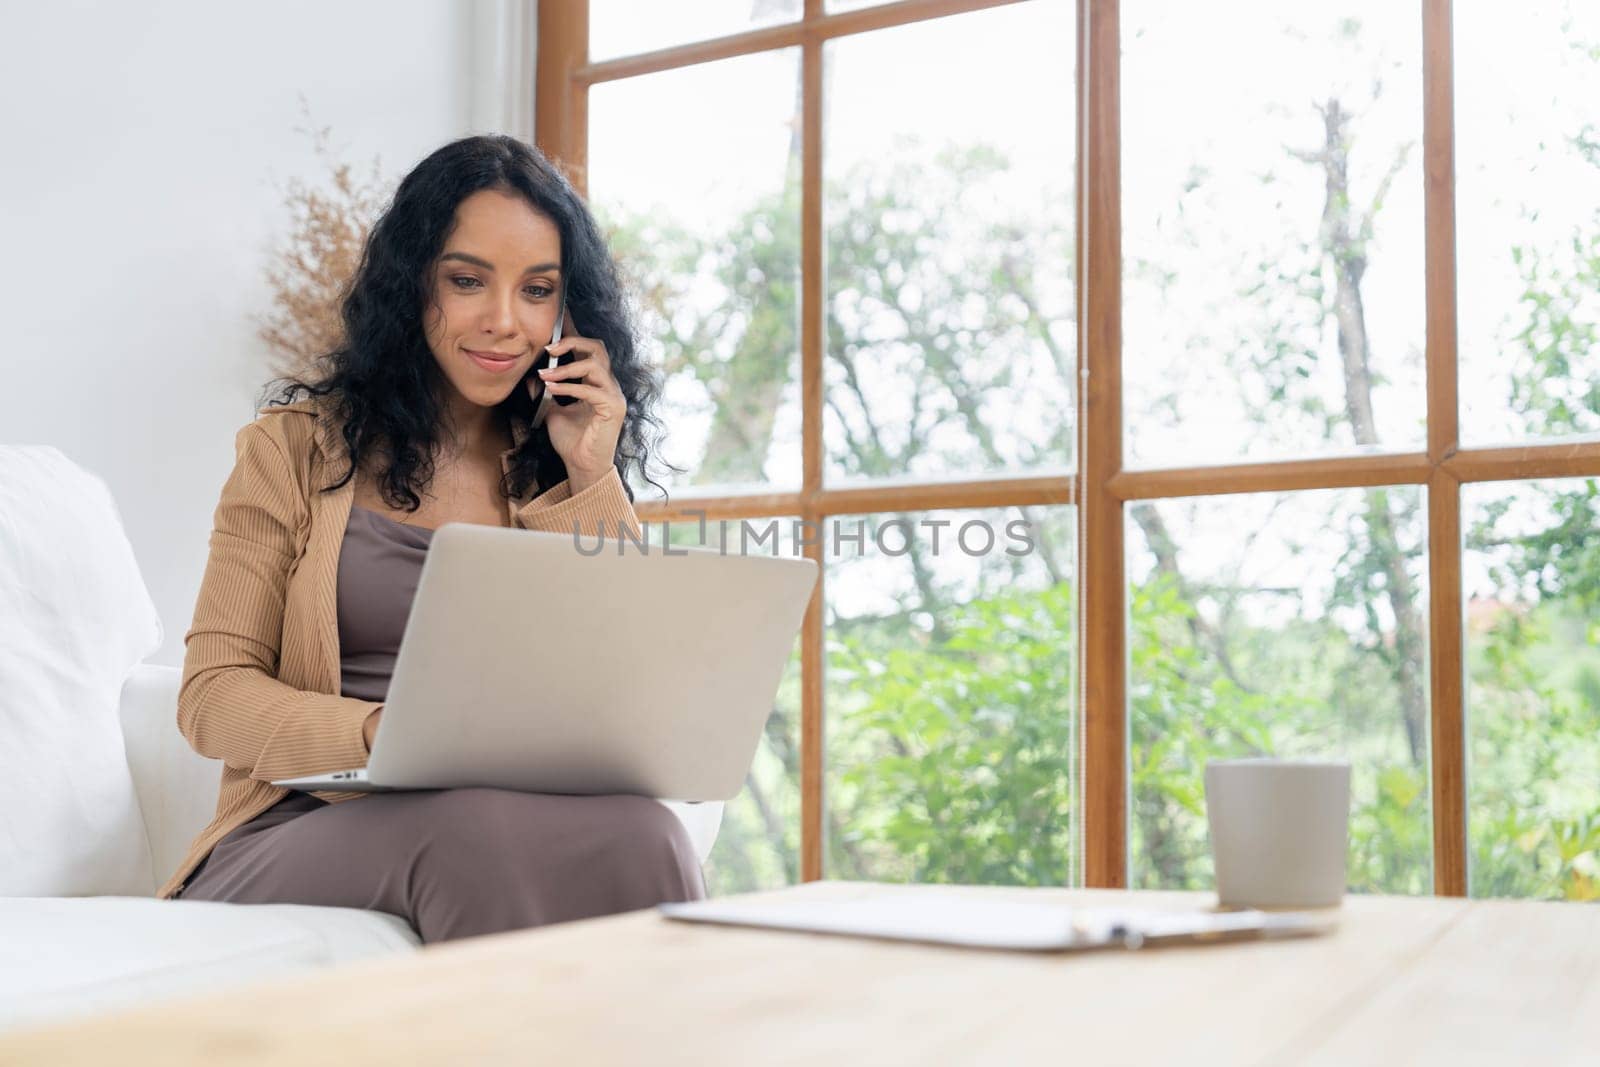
[602,138,1073,491]
[1466,598,1600,900]
[828,581,1076,886]
[607,52,1599,904]
[1508,220,1600,439]
[1125,571,1432,896]
[1460,104,1600,899]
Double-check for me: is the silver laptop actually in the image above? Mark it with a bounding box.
[271,523,818,802]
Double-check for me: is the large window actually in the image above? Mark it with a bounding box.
[540,0,1600,899]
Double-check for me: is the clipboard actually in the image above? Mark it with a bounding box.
[659,892,1338,952]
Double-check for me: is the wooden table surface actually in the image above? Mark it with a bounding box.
[2,880,1597,1066]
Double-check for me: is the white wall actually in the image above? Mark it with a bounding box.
[1,1,533,667]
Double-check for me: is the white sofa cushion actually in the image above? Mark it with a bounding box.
[0,445,162,897]
[0,896,419,1033]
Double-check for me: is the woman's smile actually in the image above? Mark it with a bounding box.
[463,347,525,373]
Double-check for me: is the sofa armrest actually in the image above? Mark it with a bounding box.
[118,663,224,894]
[657,800,725,867]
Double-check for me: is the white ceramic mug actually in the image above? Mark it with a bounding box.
[1204,758,1351,908]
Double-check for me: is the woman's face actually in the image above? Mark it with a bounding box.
[422,187,563,414]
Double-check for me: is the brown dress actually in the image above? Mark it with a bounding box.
[173,504,706,944]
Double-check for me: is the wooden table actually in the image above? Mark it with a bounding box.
[2,880,1597,1065]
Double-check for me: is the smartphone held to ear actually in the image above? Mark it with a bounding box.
[528,300,580,428]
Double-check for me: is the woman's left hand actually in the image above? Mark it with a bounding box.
[534,307,627,492]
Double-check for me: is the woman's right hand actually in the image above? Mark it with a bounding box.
[362,706,384,752]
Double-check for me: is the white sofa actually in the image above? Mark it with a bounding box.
[0,444,721,1034]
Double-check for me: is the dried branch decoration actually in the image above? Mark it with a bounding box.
[256,108,393,380]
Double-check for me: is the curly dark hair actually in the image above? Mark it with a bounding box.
[258,134,676,509]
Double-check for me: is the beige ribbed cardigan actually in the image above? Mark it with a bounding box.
[157,397,643,900]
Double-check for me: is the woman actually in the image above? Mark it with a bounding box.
[160,135,704,944]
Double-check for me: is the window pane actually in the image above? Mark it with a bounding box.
[1456,2,1600,445]
[1465,479,1600,900]
[1122,2,1425,467]
[663,518,804,894]
[1127,487,1432,895]
[823,4,1075,487]
[589,50,803,496]
[825,506,1076,885]
[590,0,802,62]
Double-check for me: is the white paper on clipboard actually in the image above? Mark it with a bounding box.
[658,892,1338,952]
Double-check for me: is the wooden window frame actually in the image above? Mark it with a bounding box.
[539,0,1600,893]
